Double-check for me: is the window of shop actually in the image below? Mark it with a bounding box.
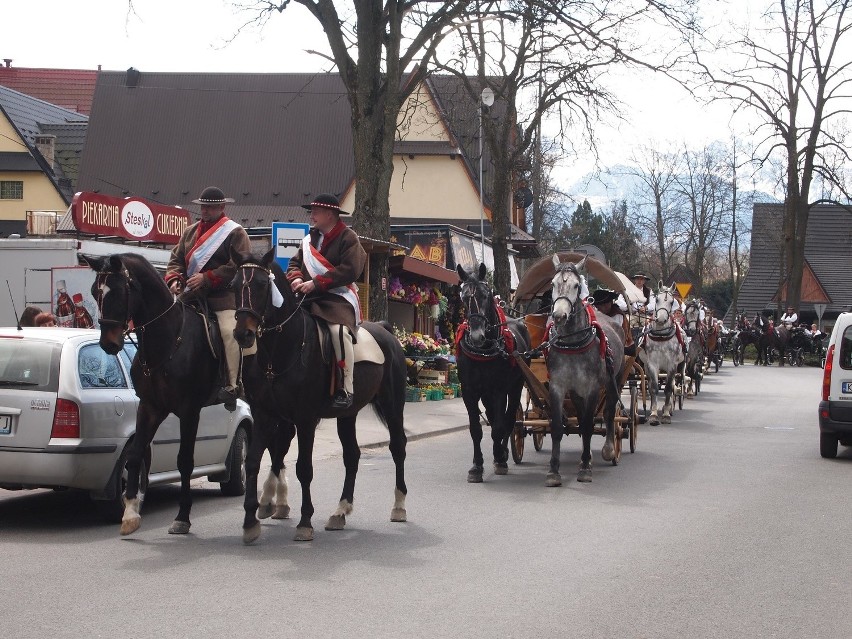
[0,181,23,199]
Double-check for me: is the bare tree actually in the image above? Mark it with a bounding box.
[725,137,755,325]
[697,0,852,311]
[676,142,731,294]
[622,145,688,281]
[241,1,473,319]
[435,0,698,298]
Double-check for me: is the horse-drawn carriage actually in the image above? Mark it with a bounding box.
[507,253,647,468]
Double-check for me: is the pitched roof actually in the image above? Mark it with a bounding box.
[729,203,852,319]
[77,70,506,223]
[0,85,89,202]
[0,151,41,171]
[78,71,356,209]
[0,65,98,115]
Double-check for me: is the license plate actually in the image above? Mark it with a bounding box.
[0,415,10,435]
[842,382,852,394]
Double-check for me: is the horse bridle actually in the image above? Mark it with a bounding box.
[654,289,674,324]
[95,267,134,332]
[551,265,583,327]
[684,301,702,337]
[461,281,501,341]
[235,263,306,336]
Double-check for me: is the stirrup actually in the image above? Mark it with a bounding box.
[331,390,353,409]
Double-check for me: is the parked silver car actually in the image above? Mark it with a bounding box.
[0,327,251,521]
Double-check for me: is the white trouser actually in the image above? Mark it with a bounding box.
[329,323,354,396]
[215,310,257,390]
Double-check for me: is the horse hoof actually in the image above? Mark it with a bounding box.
[467,469,483,483]
[545,472,562,487]
[294,526,314,542]
[325,514,346,531]
[601,443,615,462]
[649,417,660,426]
[272,504,291,520]
[257,503,274,519]
[661,415,671,424]
[577,468,593,483]
[494,462,508,476]
[168,520,191,535]
[243,522,262,545]
[687,392,695,398]
[390,507,407,522]
[119,515,141,536]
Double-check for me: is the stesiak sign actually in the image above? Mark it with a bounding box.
[71,192,191,244]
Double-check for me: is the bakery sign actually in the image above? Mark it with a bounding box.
[71,192,190,244]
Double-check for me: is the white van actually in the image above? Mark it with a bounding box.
[818,312,852,457]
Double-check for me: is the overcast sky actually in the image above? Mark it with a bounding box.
[4,1,752,192]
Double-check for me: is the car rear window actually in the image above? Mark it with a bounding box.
[78,344,128,388]
[839,325,852,370]
[0,338,60,391]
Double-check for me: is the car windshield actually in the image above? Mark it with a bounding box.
[0,338,60,391]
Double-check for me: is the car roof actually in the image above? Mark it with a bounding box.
[0,327,102,344]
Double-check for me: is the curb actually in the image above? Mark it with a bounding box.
[360,424,469,450]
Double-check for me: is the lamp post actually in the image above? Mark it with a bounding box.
[479,87,495,265]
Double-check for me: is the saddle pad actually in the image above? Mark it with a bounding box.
[354,327,385,365]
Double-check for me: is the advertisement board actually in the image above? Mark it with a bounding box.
[71,192,190,244]
[50,266,98,329]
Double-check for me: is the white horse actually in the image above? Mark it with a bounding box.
[637,283,685,425]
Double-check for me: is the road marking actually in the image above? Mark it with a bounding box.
[764,426,795,430]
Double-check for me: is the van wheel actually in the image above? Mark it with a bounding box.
[820,432,839,459]
[220,426,247,496]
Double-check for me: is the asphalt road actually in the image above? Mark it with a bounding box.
[2,362,850,639]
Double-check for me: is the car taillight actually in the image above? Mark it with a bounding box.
[51,399,80,438]
[822,344,835,402]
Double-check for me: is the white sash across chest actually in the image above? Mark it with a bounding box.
[300,234,362,325]
[186,217,240,277]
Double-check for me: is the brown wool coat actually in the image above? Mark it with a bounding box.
[165,216,252,312]
[286,223,367,330]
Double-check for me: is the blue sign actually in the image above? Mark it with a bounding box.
[272,222,310,271]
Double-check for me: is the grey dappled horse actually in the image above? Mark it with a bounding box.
[637,283,684,425]
[682,300,705,396]
[545,256,624,485]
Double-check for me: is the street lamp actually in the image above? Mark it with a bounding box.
[479,86,495,264]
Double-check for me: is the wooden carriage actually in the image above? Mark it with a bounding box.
[508,253,647,464]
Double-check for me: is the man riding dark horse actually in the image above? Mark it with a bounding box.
[285,193,366,410]
[165,186,256,410]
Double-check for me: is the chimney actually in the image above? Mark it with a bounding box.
[3,59,11,68]
[34,135,56,169]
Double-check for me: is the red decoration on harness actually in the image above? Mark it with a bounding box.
[546,303,608,360]
[455,298,516,365]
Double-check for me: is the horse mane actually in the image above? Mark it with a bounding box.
[117,252,172,296]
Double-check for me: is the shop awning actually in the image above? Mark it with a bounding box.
[389,254,459,285]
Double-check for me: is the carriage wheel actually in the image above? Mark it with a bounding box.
[676,374,684,410]
[612,420,622,465]
[510,423,525,464]
[533,432,544,451]
[629,381,639,453]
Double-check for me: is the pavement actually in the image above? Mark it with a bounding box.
[282,394,471,462]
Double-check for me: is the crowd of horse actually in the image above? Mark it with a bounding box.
[83,250,816,544]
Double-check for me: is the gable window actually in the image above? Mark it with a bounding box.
[0,181,23,200]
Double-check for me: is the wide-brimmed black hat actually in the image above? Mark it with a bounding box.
[301,193,350,216]
[632,272,650,281]
[591,288,618,304]
[192,186,235,205]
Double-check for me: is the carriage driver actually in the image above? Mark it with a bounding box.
[780,306,798,328]
[630,273,656,324]
[591,287,635,355]
[286,193,367,410]
[165,186,255,411]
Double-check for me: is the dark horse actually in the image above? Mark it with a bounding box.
[546,256,624,484]
[86,253,244,535]
[732,313,760,365]
[754,313,789,366]
[231,251,408,543]
[456,263,531,483]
